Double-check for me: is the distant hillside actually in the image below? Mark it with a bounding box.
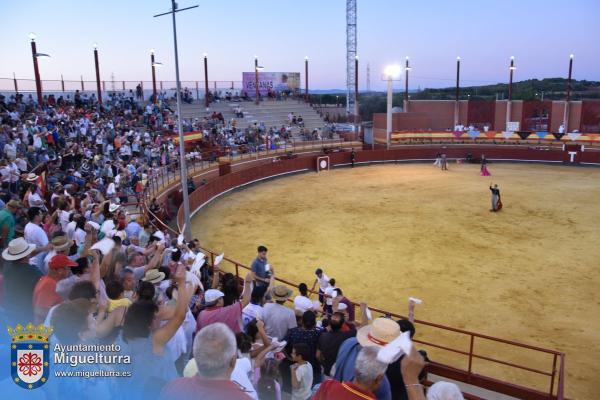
[309,78,600,121]
[411,78,600,101]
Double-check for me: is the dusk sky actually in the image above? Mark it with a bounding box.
[1,0,599,91]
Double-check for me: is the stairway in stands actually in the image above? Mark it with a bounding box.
[179,100,326,135]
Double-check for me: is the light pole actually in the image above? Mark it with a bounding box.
[507,56,516,131]
[254,56,260,105]
[384,64,402,150]
[92,43,102,106]
[150,49,159,104]
[153,0,198,240]
[404,56,411,113]
[454,56,460,127]
[255,64,264,106]
[564,54,574,132]
[204,53,209,108]
[29,33,50,109]
[305,56,309,103]
[354,55,359,124]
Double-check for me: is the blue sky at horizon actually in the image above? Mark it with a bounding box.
[1,0,598,91]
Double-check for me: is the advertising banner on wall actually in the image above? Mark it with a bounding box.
[242,72,300,97]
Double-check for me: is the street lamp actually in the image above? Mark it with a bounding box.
[384,64,402,149]
[354,55,359,123]
[93,43,102,106]
[454,56,461,127]
[507,56,516,130]
[29,33,50,109]
[150,50,163,104]
[305,56,309,103]
[564,54,574,132]
[404,56,411,113]
[254,57,263,105]
[153,0,199,240]
[203,53,209,108]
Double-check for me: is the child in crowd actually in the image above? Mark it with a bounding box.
[106,280,132,312]
[290,343,313,400]
[257,358,282,400]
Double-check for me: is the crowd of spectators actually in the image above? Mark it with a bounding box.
[0,92,463,399]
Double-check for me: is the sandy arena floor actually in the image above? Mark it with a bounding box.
[191,163,600,399]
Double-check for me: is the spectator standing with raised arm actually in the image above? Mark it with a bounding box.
[195,270,253,334]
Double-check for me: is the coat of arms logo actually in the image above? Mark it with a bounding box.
[8,323,53,390]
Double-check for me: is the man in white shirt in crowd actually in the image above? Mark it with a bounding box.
[323,278,338,316]
[310,268,330,306]
[293,283,314,314]
[24,207,52,273]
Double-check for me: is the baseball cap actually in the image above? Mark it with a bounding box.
[49,254,78,269]
[204,289,224,303]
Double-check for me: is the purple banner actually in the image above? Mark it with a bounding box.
[242,72,300,97]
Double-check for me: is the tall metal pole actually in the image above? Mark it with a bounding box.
[386,76,393,150]
[454,56,460,127]
[204,53,209,107]
[404,57,410,113]
[13,73,18,94]
[30,38,43,109]
[172,0,192,239]
[151,49,157,104]
[346,0,357,115]
[507,56,515,130]
[564,54,574,133]
[93,44,102,106]
[254,56,259,105]
[305,56,309,103]
[354,55,359,121]
[154,0,195,240]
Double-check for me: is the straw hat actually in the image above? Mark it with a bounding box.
[356,317,401,349]
[51,236,72,252]
[108,203,120,213]
[26,173,39,182]
[142,269,165,284]
[6,200,24,210]
[272,285,293,302]
[2,238,36,261]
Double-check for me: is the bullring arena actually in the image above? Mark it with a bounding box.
[159,144,600,399]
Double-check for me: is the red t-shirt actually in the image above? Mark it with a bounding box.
[312,380,375,400]
[32,275,63,309]
[196,302,242,334]
[160,376,251,400]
